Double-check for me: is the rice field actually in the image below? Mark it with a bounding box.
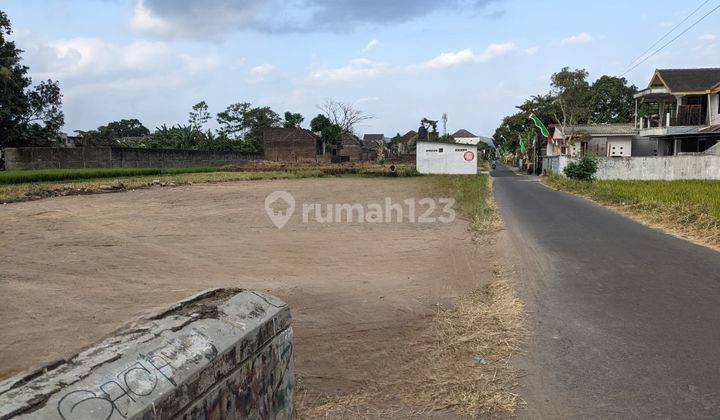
[0,164,420,203]
[547,176,720,218]
[0,167,222,185]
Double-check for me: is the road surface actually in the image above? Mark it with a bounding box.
[492,165,720,418]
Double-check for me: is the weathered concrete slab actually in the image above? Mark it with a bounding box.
[0,288,294,419]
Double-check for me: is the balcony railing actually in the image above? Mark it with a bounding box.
[638,105,707,129]
[673,105,706,126]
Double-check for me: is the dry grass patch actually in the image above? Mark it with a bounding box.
[294,266,524,418]
[295,175,525,418]
[411,265,525,416]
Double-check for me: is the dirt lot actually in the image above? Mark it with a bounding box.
[0,177,497,414]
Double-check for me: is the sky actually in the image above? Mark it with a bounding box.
[4,0,720,138]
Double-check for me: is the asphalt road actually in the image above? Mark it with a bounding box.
[492,165,720,419]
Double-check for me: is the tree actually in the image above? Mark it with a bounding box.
[550,67,591,146]
[283,112,304,128]
[74,127,115,146]
[75,118,150,146]
[374,139,387,164]
[590,76,638,124]
[438,134,455,143]
[492,112,527,154]
[310,114,341,147]
[105,119,150,137]
[241,106,281,153]
[148,124,201,150]
[0,12,63,147]
[318,99,371,134]
[217,102,251,140]
[188,101,211,132]
[216,102,280,154]
[199,130,235,152]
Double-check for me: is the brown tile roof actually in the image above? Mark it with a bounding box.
[362,134,384,149]
[341,132,362,146]
[363,134,384,142]
[263,127,318,143]
[452,129,477,138]
[399,130,418,144]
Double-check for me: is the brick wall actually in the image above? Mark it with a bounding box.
[3,147,261,170]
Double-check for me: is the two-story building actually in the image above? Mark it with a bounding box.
[634,68,720,155]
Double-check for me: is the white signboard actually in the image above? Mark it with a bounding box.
[416,141,478,175]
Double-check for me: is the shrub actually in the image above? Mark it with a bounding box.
[563,155,597,181]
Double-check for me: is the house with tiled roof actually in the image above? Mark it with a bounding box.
[263,127,320,162]
[634,68,720,154]
[397,130,418,155]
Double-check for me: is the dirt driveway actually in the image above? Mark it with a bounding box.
[0,177,494,413]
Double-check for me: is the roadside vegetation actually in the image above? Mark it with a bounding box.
[430,174,497,232]
[547,175,720,248]
[0,163,418,203]
[299,174,525,418]
[421,175,523,415]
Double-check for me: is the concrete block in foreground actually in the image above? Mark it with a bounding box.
[0,288,294,419]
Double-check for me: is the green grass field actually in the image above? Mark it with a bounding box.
[546,176,720,219]
[0,163,420,203]
[0,164,419,185]
[0,167,224,185]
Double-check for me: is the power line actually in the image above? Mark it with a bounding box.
[621,2,720,76]
[624,0,711,71]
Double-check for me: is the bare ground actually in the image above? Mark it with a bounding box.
[0,177,509,416]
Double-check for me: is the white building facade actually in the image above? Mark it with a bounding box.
[416,141,478,175]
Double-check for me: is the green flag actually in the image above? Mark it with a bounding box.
[528,113,550,138]
[519,138,527,153]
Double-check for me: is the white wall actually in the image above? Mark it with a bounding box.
[709,93,720,126]
[607,138,632,157]
[454,137,480,146]
[543,155,720,180]
[416,141,478,175]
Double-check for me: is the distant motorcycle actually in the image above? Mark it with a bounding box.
[491,161,497,170]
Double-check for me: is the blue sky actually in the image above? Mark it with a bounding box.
[4,0,719,137]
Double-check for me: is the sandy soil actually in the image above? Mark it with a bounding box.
[0,177,494,413]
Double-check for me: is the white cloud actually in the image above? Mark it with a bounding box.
[308,41,529,83]
[31,38,174,79]
[363,39,381,52]
[419,42,518,70]
[130,0,174,38]
[700,33,718,41]
[421,48,476,69]
[560,33,593,46]
[25,37,221,100]
[250,64,276,75]
[309,58,389,82]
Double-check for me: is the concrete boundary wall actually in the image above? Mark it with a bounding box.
[543,155,720,180]
[4,147,261,170]
[0,288,294,419]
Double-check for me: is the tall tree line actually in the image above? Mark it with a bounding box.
[493,67,638,154]
[0,11,64,148]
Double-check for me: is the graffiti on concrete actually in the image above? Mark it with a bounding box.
[57,329,218,420]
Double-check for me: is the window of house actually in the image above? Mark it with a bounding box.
[438,148,444,153]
